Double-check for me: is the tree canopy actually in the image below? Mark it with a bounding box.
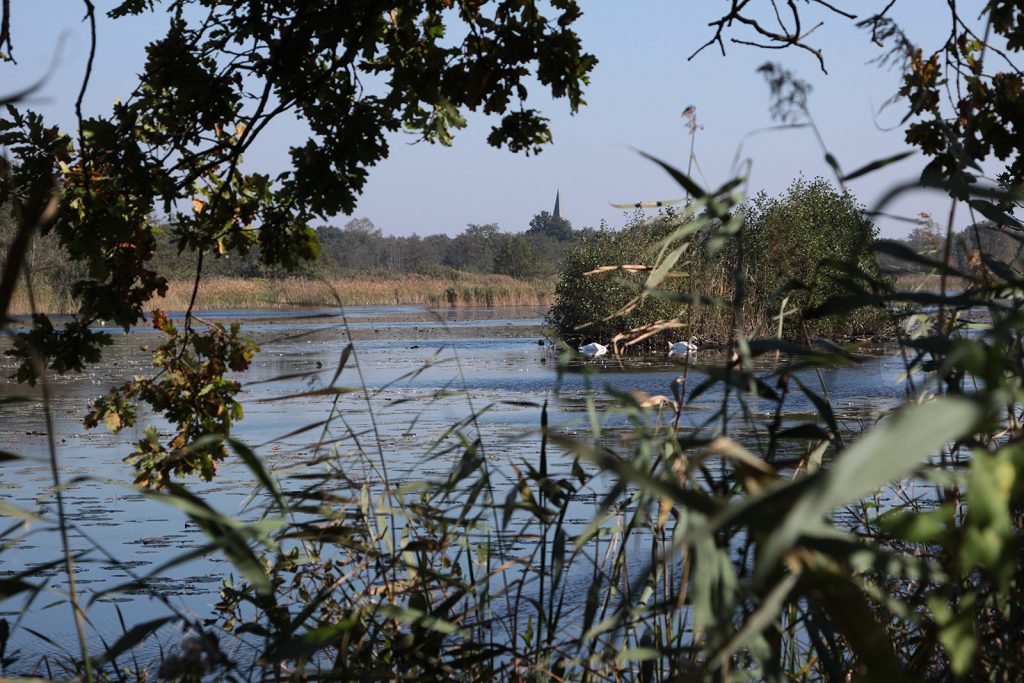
[0,0,595,482]
[527,210,573,241]
[1,0,595,379]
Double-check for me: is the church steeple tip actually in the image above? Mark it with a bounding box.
[553,189,561,219]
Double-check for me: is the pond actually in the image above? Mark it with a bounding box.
[0,305,915,675]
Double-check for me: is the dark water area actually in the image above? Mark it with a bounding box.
[0,305,919,673]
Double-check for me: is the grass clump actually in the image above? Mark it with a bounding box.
[741,177,892,338]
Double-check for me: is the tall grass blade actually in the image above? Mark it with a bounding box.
[228,438,287,513]
[756,397,982,583]
[840,150,915,181]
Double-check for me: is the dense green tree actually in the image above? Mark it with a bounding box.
[526,210,574,242]
[547,212,684,347]
[494,233,540,277]
[446,222,501,272]
[415,233,449,273]
[742,176,889,336]
[344,217,381,237]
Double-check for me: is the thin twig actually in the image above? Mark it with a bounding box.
[75,1,96,209]
[0,0,12,61]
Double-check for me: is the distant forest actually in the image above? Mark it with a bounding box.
[171,208,1024,283]
[149,210,592,281]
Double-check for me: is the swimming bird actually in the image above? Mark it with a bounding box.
[578,342,608,358]
[668,336,699,357]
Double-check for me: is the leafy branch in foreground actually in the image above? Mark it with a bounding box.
[85,310,258,488]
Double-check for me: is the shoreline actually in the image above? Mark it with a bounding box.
[7,272,963,317]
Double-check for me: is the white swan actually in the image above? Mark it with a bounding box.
[578,342,608,358]
[668,336,698,357]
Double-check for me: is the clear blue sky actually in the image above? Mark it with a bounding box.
[6,1,991,238]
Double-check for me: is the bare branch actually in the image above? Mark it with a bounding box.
[687,0,866,72]
[0,0,12,61]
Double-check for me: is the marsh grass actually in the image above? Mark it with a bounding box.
[6,2,1024,679]
[891,272,967,291]
[3,274,554,316]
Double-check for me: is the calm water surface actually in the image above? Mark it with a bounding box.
[0,305,914,672]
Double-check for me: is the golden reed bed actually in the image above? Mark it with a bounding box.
[6,275,554,315]
[7,273,968,317]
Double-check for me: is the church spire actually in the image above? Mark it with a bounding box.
[553,189,561,219]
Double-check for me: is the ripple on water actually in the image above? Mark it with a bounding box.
[132,535,190,548]
[120,576,221,598]
[99,560,153,570]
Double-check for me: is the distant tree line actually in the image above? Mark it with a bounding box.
[140,210,592,281]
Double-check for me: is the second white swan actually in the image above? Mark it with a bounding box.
[668,336,698,357]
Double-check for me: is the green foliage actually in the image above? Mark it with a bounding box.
[7,3,1024,681]
[13,211,589,296]
[493,234,541,277]
[0,0,593,483]
[6,316,111,384]
[527,210,574,242]
[84,310,258,488]
[741,176,892,338]
[547,212,685,347]
[0,0,594,376]
[549,179,893,349]
[448,222,502,273]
